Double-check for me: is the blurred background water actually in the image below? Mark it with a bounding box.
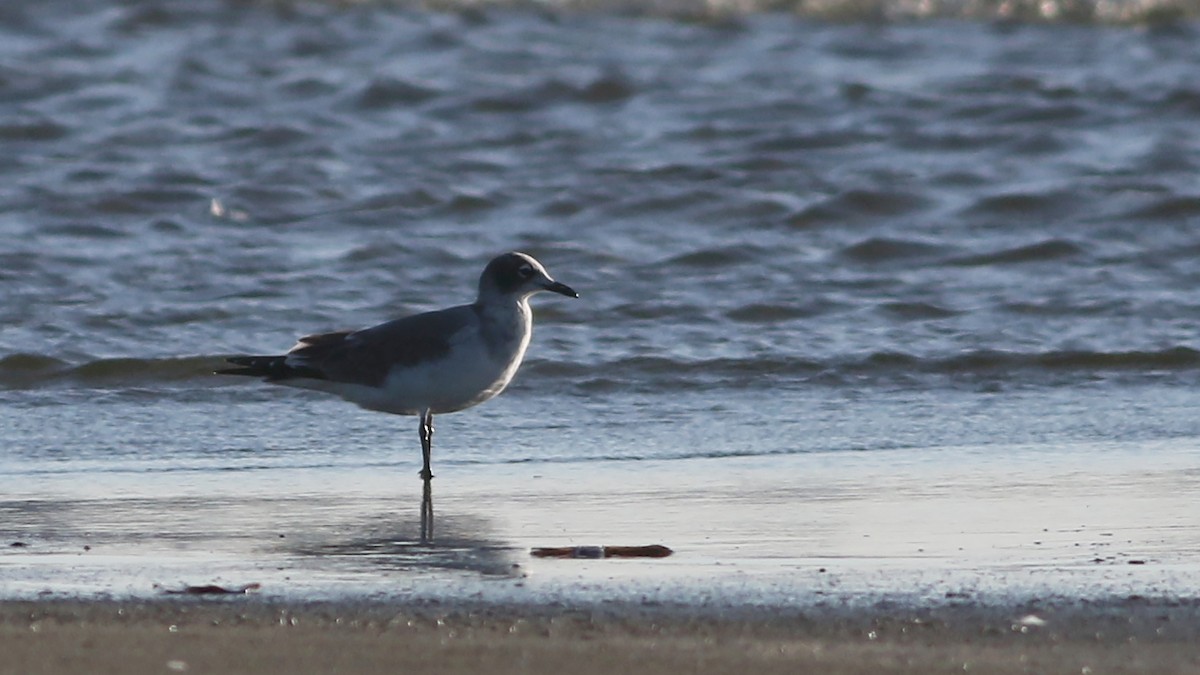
[3,0,1200,581]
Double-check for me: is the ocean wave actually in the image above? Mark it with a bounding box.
[413,0,1196,24]
[860,346,1200,373]
[661,244,775,268]
[1127,196,1200,220]
[16,0,1193,26]
[0,354,225,390]
[465,73,637,113]
[353,76,442,110]
[787,190,935,229]
[839,237,951,264]
[949,239,1083,266]
[4,347,1198,391]
[962,190,1083,218]
[526,346,1200,390]
[725,302,833,323]
[879,301,962,320]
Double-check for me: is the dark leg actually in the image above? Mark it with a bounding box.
[419,410,434,480]
[420,475,434,543]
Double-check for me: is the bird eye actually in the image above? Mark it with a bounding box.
[517,264,534,278]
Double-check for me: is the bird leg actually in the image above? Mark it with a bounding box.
[419,410,434,480]
[420,475,434,543]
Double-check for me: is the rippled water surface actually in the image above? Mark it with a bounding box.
[3,0,1200,598]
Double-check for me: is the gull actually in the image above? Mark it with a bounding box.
[218,251,578,480]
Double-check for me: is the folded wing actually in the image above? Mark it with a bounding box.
[219,306,476,388]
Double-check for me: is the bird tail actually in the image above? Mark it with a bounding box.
[216,355,294,379]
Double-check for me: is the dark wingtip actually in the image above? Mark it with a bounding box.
[216,355,326,381]
[216,355,285,378]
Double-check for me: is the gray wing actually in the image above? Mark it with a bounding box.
[287,304,478,387]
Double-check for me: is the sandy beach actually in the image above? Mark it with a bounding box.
[3,596,1199,675]
[5,447,1200,673]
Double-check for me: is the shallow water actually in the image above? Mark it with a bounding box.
[6,429,1199,603]
[3,1,1200,601]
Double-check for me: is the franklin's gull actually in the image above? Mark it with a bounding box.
[218,251,578,480]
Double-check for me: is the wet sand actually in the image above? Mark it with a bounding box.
[3,597,1200,675]
[5,444,1200,602]
[4,444,1200,672]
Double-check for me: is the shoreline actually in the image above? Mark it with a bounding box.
[3,595,1199,674]
[5,446,1200,602]
[6,444,1200,672]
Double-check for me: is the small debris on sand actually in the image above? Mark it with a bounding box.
[531,545,673,559]
[159,583,262,595]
